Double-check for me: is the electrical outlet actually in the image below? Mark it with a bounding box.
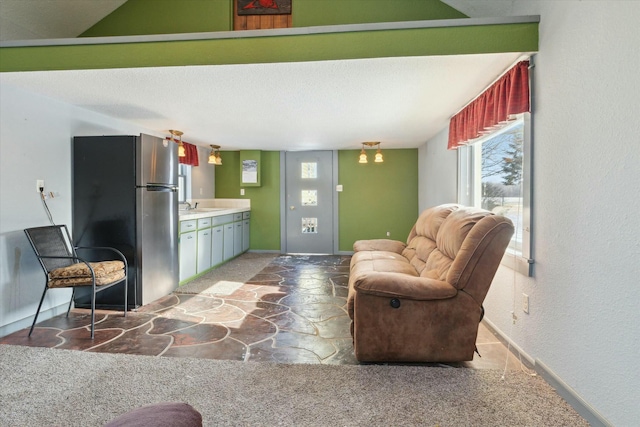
[386,231,390,237]
[36,179,45,193]
[240,189,245,196]
[522,293,529,314]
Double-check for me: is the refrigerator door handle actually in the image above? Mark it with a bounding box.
[142,184,178,192]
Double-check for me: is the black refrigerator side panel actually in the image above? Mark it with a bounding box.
[72,136,138,310]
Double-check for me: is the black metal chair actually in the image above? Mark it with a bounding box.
[24,225,127,339]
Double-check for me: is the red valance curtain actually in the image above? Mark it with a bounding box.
[179,142,199,166]
[448,60,530,150]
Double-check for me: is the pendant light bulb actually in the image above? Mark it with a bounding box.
[170,130,186,157]
[359,145,368,164]
[374,147,384,163]
[209,144,222,165]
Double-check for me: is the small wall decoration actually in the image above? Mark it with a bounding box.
[237,0,291,15]
[242,159,258,184]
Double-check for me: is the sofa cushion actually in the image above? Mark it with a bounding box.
[353,272,457,301]
[351,258,418,278]
[437,208,491,260]
[350,250,409,269]
[414,204,459,241]
[353,239,406,254]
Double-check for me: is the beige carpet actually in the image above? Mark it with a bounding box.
[0,344,587,426]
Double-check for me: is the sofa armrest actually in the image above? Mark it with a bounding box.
[353,239,406,254]
[353,272,457,301]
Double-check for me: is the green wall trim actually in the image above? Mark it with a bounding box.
[0,22,538,72]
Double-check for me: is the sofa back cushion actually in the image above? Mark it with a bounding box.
[402,205,513,297]
[402,204,459,278]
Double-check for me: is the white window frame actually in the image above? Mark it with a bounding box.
[178,164,192,203]
[457,112,534,276]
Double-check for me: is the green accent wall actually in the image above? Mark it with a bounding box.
[294,0,467,27]
[216,149,418,254]
[80,0,233,37]
[338,149,419,252]
[215,151,281,251]
[83,0,467,36]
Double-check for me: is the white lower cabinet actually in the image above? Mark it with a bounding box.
[197,228,212,273]
[234,221,243,256]
[242,211,250,252]
[223,223,234,260]
[179,230,197,282]
[179,210,250,283]
[211,225,224,266]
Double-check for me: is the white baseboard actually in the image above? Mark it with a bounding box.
[483,318,611,427]
[535,359,611,427]
[0,303,68,338]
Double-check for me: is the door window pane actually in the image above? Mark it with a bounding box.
[301,190,317,206]
[302,218,317,233]
[301,162,317,179]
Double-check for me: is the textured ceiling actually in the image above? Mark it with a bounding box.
[0,0,526,151]
[1,53,524,150]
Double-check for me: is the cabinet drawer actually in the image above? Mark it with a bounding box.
[180,220,196,233]
[233,213,243,221]
[212,214,234,226]
[197,217,212,228]
[242,211,251,219]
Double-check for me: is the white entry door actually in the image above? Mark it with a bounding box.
[285,151,334,254]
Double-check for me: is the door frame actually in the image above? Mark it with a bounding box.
[280,150,339,254]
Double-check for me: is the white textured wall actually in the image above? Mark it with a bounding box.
[190,145,216,199]
[417,126,457,210]
[427,1,640,425]
[0,82,162,336]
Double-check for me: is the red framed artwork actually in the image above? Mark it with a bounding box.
[237,0,292,15]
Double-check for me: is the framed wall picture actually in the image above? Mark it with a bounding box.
[240,150,261,187]
[237,0,292,16]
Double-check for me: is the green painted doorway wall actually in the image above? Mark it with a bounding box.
[215,149,418,253]
[215,151,281,251]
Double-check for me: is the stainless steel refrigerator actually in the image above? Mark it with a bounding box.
[72,134,179,309]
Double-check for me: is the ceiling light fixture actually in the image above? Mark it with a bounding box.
[169,130,185,157]
[208,144,222,165]
[359,142,383,164]
[359,143,368,164]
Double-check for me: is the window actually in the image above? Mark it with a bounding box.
[178,164,191,203]
[458,113,533,276]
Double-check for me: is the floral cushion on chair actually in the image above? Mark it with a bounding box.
[48,260,125,288]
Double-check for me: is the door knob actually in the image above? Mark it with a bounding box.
[290,206,295,210]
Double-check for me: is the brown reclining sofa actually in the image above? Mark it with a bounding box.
[348,204,514,363]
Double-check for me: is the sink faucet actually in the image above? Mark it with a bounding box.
[184,202,192,210]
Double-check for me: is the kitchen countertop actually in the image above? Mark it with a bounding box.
[179,207,250,221]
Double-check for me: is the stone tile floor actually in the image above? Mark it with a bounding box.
[1,255,526,370]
